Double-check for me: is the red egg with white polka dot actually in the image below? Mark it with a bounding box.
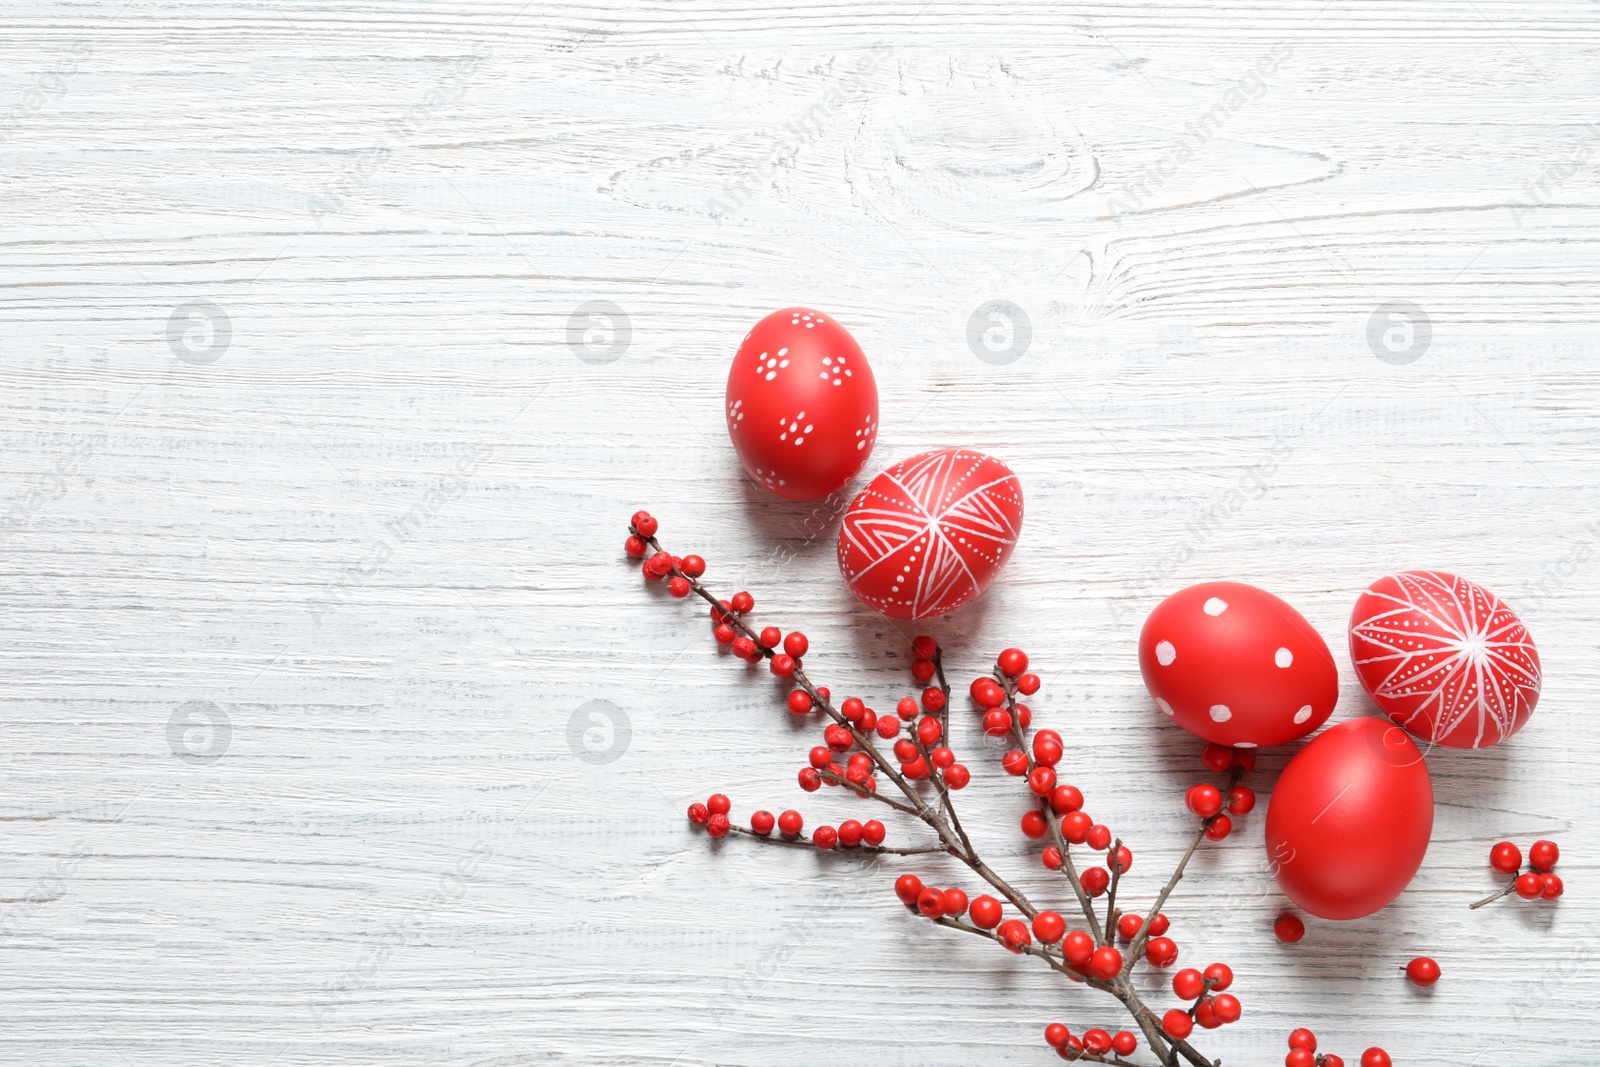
[838,448,1023,620]
[1138,581,1339,749]
[725,307,878,501]
[1349,570,1540,748]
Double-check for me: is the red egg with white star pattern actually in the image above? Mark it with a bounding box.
[1138,581,1339,748]
[1349,570,1540,748]
[724,308,878,500]
[837,448,1023,620]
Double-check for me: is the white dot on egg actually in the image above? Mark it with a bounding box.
[1209,704,1232,722]
[1203,597,1228,616]
[1155,697,1175,717]
[1294,705,1313,724]
[1155,640,1176,666]
[1235,741,1257,749]
[1275,647,1293,668]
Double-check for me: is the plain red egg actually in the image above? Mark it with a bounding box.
[1138,581,1338,748]
[1265,718,1433,919]
[1349,570,1540,749]
[725,307,878,500]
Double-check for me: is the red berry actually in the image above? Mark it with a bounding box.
[1172,968,1204,1000]
[970,677,1004,708]
[787,690,813,715]
[917,716,942,746]
[755,626,778,649]
[837,820,863,848]
[1161,1009,1193,1039]
[1542,872,1565,899]
[1032,910,1066,944]
[875,715,900,739]
[944,764,971,789]
[1203,963,1233,991]
[1186,784,1223,818]
[809,746,832,769]
[816,687,829,700]
[921,687,946,712]
[969,895,1003,929]
[1021,811,1048,839]
[911,658,935,683]
[1201,742,1233,772]
[1002,749,1030,776]
[998,918,1031,953]
[1285,1052,1315,1067]
[930,746,956,770]
[1322,1058,1345,1067]
[644,551,672,579]
[706,794,730,815]
[624,535,647,557]
[893,738,918,763]
[1062,811,1093,844]
[1406,956,1440,985]
[1288,1028,1318,1051]
[749,809,775,835]
[1212,993,1241,1023]
[1529,839,1559,871]
[732,636,756,659]
[714,623,736,645]
[1051,784,1084,815]
[1490,840,1522,874]
[1148,912,1170,936]
[917,886,946,917]
[1044,1023,1069,1049]
[1041,846,1063,870]
[1086,824,1112,851]
[1028,766,1057,797]
[777,809,802,836]
[943,887,968,916]
[981,708,1012,736]
[779,631,807,658]
[1082,1029,1111,1054]
[824,724,853,753]
[812,824,837,849]
[629,511,657,537]
[1117,913,1142,940]
[1231,749,1256,772]
[730,591,754,614]
[687,802,709,825]
[1109,844,1133,874]
[1032,731,1063,767]
[997,648,1028,676]
[769,653,794,676]
[1227,785,1256,815]
[894,874,924,905]
[901,757,928,779]
[1275,913,1305,943]
[1062,929,1094,965]
[1015,704,1032,730]
[678,554,704,577]
[1515,872,1544,898]
[1194,997,1220,1030]
[912,635,938,659]
[797,768,820,791]
[1111,1031,1136,1057]
[1081,867,1110,897]
[706,813,730,838]
[1361,1050,1392,1067]
[838,697,863,722]
[892,697,916,721]
[1145,936,1178,968]
[1090,945,1123,980]
[1204,814,1233,841]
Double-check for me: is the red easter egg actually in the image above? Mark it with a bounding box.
[1138,581,1338,749]
[724,308,878,500]
[837,448,1023,619]
[1348,570,1540,749]
[1265,717,1433,919]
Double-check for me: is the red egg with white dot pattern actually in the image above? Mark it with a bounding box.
[1349,570,1540,748]
[725,308,878,500]
[837,448,1023,620]
[1138,581,1339,748]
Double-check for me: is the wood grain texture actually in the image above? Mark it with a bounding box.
[0,1,1596,1063]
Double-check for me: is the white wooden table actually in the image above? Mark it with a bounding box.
[1,1,1595,1063]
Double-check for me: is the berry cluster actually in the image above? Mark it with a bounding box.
[1473,838,1563,909]
[1157,963,1243,1040]
[1044,1021,1139,1060]
[1284,1028,1391,1067]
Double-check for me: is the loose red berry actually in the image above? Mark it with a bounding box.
[1227,785,1256,815]
[706,813,730,838]
[1186,784,1223,818]
[921,687,946,712]
[1361,1050,1391,1067]
[998,918,1032,953]
[912,634,938,659]
[1515,872,1544,898]
[1529,839,1559,871]
[1275,913,1305,943]
[1117,913,1142,940]
[1288,1028,1318,1051]
[894,874,924,906]
[1042,846,1063,870]
[1203,962,1233,991]
[997,648,1028,676]
[1201,742,1233,772]
[1082,1029,1111,1054]
[943,887,968,916]
[1542,872,1565,899]
[687,802,709,825]
[1002,749,1029,776]
[1050,784,1084,814]
[714,623,736,645]
[769,653,794,676]
[777,809,802,836]
[1148,912,1170,936]
[1062,930,1094,965]
[787,690,813,715]
[1111,1031,1136,1057]
[1212,993,1241,1023]
[1194,997,1220,1030]
[1032,910,1066,944]
[1021,811,1048,839]
[1490,840,1522,874]
[1110,844,1134,874]
[624,535,647,557]
[1044,1022,1070,1049]
[1405,956,1440,986]
[1285,1052,1315,1067]
[732,636,756,659]
[1081,867,1110,896]
[1062,811,1093,844]
[969,895,1002,929]
[629,511,657,536]
[1145,936,1178,968]
[797,768,820,792]
[1086,824,1112,851]
[944,764,971,789]
[911,658,936,683]
[1028,766,1057,797]
[917,716,942,746]
[730,591,754,614]
[982,708,1013,736]
[837,819,863,847]
[1161,1009,1194,1040]
[1204,814,1233,841]
[1172,968,1205,1000]
[917,886,946,917]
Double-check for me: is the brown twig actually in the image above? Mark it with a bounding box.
[729,825,949,855]
[1470,878,1521,909]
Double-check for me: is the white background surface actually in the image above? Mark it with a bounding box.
[1,1,1596,1064]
